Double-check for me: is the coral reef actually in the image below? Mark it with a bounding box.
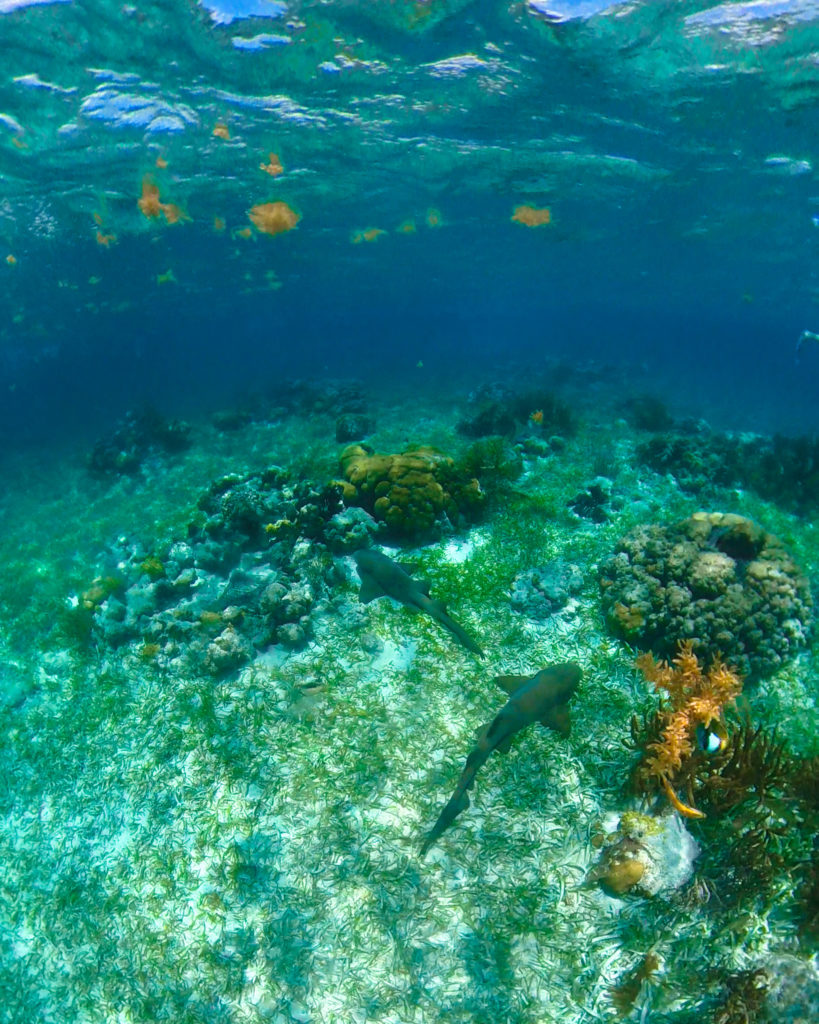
[457,389,574,439]
[510,560,583,620]
[620,394,674,432]
[639,428,819,512]
[88,408,192,476]
[599,511,813,677]
[335,412,375,443]
[338,443,484,539]
[83,467,349,666]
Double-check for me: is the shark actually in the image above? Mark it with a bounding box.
[352,548,484,658]
[420,662,581,856]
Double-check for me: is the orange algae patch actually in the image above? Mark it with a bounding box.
[260,152,283,176]
[5,254,16,265]
[397,219,417,234]
[11,136,27,150]
[235,226,253,239]
[155,155,168,169]
[213,122,230,140]
[213,216,226,232]
[248,201,300,236]
[512,204,551,227]
[530,409,544,425]
[425,207,442,228]
[95,230,117,247]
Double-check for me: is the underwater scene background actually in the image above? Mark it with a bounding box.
[1,1,819,1022]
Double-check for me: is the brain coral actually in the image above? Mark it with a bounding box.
[599,511,813,678]
[338,443,484,538]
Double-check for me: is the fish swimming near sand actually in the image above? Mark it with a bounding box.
[353,547,484,658]
[420,663,581,856]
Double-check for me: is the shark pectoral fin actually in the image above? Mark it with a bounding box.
[358,579,386,604]
[417,579,431,597]
[494,674,531,695]
[495,735,515,754]
[539,703,571,737]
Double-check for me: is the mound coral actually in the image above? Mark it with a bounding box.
[248,201,300,236]
[599,511,813,677]
[635,641,743,818]
[338,443,484,539]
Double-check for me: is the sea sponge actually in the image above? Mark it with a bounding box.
[599,512,813,677]
[248,201,300,236]
[338,443,484,538]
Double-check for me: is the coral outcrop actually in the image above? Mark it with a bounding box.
[587,810,699,898]
[88,408,191,477]
[338,443,484,539]
[599,512,813,677]
[510,561,583,620]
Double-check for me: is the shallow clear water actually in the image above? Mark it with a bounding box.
[1,3,818,1023]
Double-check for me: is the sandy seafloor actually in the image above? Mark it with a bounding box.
[0,363,817,1024]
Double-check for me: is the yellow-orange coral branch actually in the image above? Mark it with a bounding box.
[660,776,706,820]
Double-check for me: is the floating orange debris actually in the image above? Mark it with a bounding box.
[213,216,226,232]
[512,204,551,227]
[160,202,189,225]
[138,176,162,219]
[137,176,190,224]
[530,409,544,425]
[213,122,230,140]
[5,254,16,265]
[426,208,442,228]
[351,227,386,244]
[95,230,117,247]
[235,226,253,239]
[260,152,283,176]
[397,219,417,234]
[248,201,300,236]
[155,155,168,169]
[11,136,27,150]
[93,211,104,226]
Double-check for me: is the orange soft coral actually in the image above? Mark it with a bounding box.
[636,641,743,818]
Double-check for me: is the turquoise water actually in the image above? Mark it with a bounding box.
[1,2,818,1022]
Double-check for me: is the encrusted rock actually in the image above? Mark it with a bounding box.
[510,561,583,620]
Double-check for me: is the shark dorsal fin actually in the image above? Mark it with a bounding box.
[539,703,571,738]
[358,578,386,604]
[494,674,531,696]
